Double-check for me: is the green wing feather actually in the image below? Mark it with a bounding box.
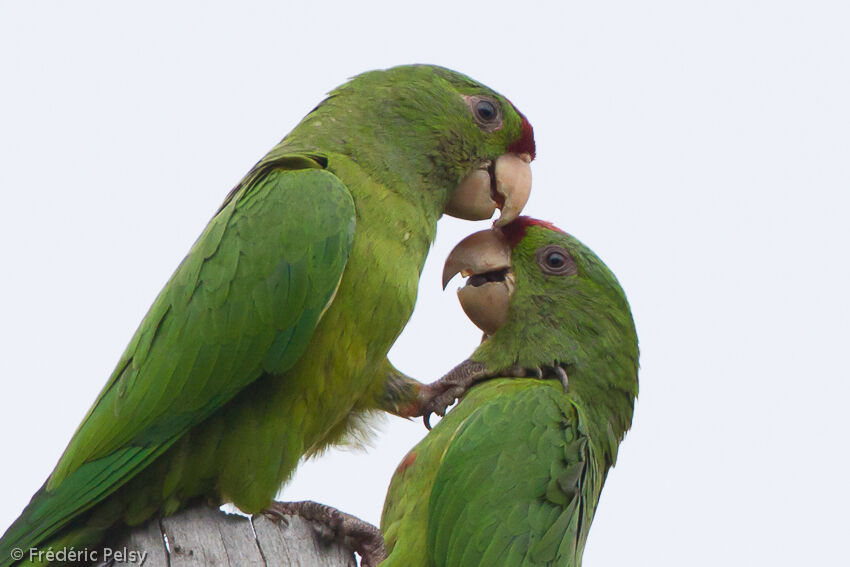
[427,379,598,567]
[0,156,356,560]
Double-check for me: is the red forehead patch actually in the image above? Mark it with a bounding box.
[507,103,536,160]
[500,216,566,248]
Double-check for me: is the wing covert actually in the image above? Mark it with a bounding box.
[12,162,355,553]
[428,380,595,567]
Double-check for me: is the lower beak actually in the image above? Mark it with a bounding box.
[444,152,532,227]
[442,228,514,335]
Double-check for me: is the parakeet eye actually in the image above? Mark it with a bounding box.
[475,100,498,122]
[535,245,577,276]
[546,252,566,268]
[464,95,503,132]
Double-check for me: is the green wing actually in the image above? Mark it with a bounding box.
[1,155,356,558]
[427,379,599,567]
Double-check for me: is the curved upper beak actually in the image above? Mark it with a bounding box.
[442,228,514,335]
[443,152,532,227]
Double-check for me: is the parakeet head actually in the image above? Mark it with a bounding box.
[442,217,638,382]
[291,64,535,226]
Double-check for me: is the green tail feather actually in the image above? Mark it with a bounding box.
[0,447,158,567]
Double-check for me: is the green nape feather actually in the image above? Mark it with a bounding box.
[1,65,534,566]
[380,220,639,567]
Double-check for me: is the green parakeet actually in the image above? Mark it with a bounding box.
[0,64,536,566]
[380,217,639,567]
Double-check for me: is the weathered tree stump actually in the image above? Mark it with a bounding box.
[103,505,357,566]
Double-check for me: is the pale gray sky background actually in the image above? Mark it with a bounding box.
[1,1,848,565]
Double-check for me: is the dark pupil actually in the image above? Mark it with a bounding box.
[547,253,565,268]
[476,100,497,121]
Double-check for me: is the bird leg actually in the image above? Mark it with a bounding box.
[418,359,490,429]
[417,361,571,429]
[263,500,386,567]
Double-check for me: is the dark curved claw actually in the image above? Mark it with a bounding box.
[263,500,387,567]
[555,364,570,392]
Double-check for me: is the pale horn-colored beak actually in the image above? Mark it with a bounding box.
[492,152,532,227]
[443,167,496,221]
[444,152,532,226]
[442,228,515,335]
